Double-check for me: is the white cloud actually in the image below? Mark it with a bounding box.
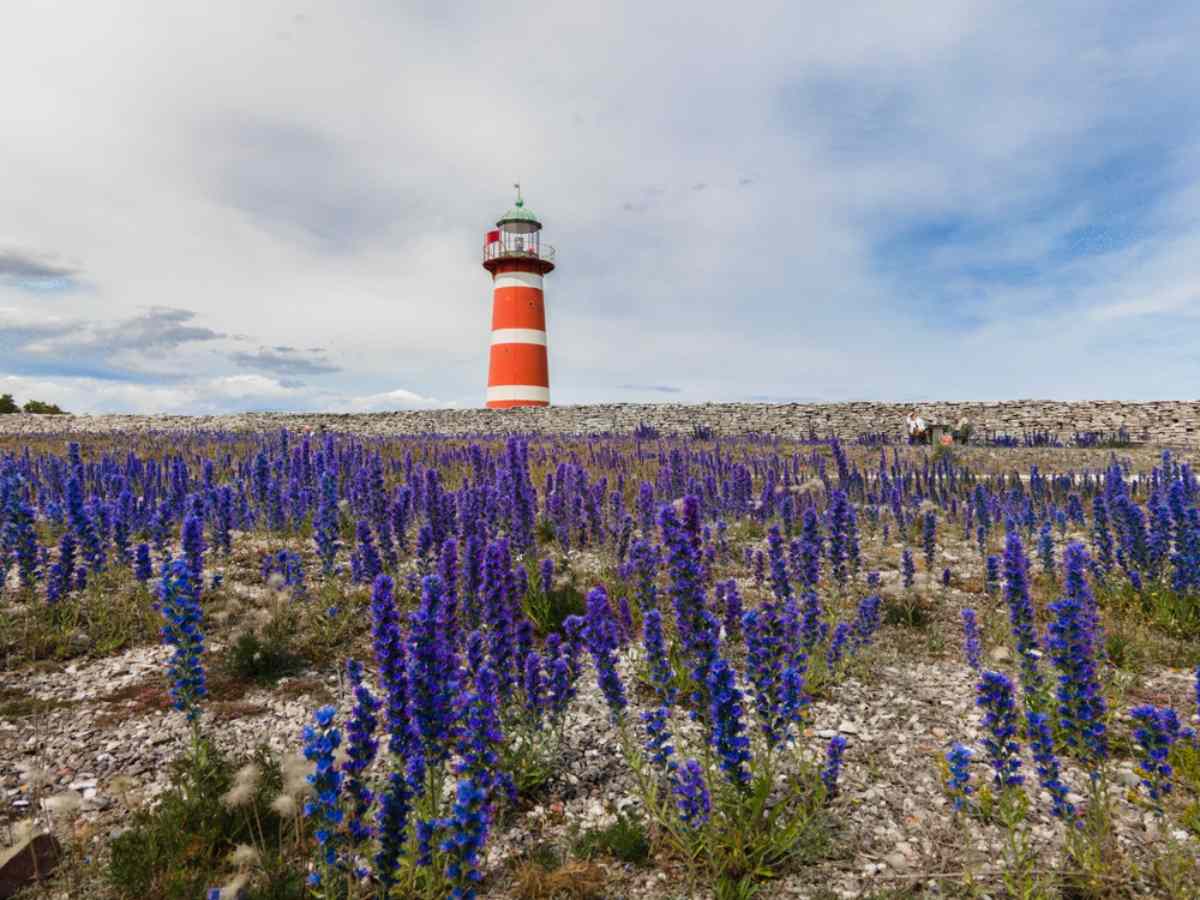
[345,388,450,413]
[205,374,302,399]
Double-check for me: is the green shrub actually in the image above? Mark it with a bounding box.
[524,582,586,636]
[108,741,305,900]
[572,811,650,865]
[222,631,304,684]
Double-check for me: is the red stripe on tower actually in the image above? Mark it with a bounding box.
[481,187,555,408]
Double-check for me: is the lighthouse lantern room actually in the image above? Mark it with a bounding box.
[482,185,555,408]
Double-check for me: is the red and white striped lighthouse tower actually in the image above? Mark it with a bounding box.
[482,185,555,408]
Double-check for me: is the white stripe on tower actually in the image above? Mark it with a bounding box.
[490,328,547,346]
[486,385,551,403]
[493,272,544,290]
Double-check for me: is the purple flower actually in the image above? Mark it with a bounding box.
[852,594,881,651]
[821,734,847,799]
[439,778,491,900]
[825,622,850,671]
[961,608,982,671]
[583,586,627,722]
[707,656,751,788]
[922,510,937,571]
[1027,710,1074,820]
[976,671,1023,789]
[1003,531,1044,701]
[1047,595,1107,769]
[342,659,380,844]
[1130,705,1188,808]
[181,512,206,580]
[156,558,207,722]
[354,520,383,584]
[673,758,710,828]
[370,575,412,757]
[945,743,973,812]
[901,548,915,589]
[301,704,345,870]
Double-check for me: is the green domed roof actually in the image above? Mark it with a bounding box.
[497,197,542,229]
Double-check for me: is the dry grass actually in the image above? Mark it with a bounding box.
[512,860,608,900]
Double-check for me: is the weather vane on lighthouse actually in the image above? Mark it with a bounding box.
[481,186,555,408]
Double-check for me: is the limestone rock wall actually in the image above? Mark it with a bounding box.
[0,401,1199,445]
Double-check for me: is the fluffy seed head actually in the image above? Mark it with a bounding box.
[221,781,256,809]
[229,843,260,867]
[270,793,298,817]
[233,763,261,790]
[43,790,83,816]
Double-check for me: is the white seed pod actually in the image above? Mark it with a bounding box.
[218,873,249,899]
[233,763,262,789]
[229,843,260,867]
[43,790,83,816]
[269,793,298,818]
[221,781,256,809]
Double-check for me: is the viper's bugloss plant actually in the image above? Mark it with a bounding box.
[1092,495,1114,574]
[134,542,153,582]
[718,578,743,640]
[673,758,711,828]
[706,656,752,788]
[315,469,340,576]
[766,525,793,602]
[1003,531,1044,705]
[901,548,915,589]
[1037,520,1055,580]
[3,489,39,589]
[583,586,627,722]
[370,574,411,757]
[1027,711,1074,820]
[852,593,881,650]
[181,512,206,580]
[742,606,786,747]
[945,743,973,812]
[828,490,853,585]
[922,510,937,571]
[354,519,383,585]
[977,671,1023,789]
[825,622,850,672]
[301,705,345,885]
[1129,705,1184,808]
[343,659,380,846]
[439,778,490,900]
[1046,595,1107,769]
[821,734,847,799]
[961,608,982,671]
[156,558,207,725]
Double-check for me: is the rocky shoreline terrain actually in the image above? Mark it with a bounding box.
[1,400,1199,444]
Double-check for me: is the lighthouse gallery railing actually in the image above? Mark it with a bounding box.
[483,241,556,264]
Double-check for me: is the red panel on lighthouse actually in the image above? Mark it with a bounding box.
[491,288,547,330]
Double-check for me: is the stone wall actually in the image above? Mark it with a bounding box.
[1,400,1199,445]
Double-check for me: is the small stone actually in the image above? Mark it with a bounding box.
[990,646,1012,663]
[1116,769,1141,788]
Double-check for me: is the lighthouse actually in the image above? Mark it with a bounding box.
[482,186,555,408]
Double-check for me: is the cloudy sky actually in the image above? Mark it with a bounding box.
[2,1,1198,413]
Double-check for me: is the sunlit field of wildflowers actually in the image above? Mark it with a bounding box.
[0,427,1198,899]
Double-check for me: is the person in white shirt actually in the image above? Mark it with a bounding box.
[906,411,927,444]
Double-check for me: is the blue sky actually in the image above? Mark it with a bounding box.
[1,0,1198,413]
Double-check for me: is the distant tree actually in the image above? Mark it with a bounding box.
[0,394,17,414]
[22,399,67,415]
